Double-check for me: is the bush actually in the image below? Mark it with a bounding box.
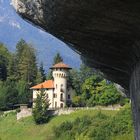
[16,108,20,113]
[53,105,133,140]
[119,97,130,106]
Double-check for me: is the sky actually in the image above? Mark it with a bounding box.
[0,0,82,72]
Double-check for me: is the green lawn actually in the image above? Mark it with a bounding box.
[0,109,134,140]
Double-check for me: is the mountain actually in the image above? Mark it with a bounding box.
[0,0,81,72]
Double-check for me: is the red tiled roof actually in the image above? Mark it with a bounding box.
[50,62,71,69]
[30,80,54,89]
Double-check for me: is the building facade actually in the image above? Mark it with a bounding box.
[30,62,72,108]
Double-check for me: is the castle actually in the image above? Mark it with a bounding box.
[30,62,72,108]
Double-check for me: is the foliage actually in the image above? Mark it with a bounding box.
[0,39,129,111]
[17,42,37,84]
[71,66,123,107]
[35,62,46,83]
[70,64,95,95]
[53,52,63,65]
[33,89,50,124]
[0,39,44,111]
[46,52,63,80]
[0,106,133,140]
[53,105,133,140]
[0,43,11,81]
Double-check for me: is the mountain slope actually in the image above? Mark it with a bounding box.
[0,0,81,71]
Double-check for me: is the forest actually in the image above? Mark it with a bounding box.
[0,39,129,111]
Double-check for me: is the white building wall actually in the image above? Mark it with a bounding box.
[32,68,72,109]
[32,89,54,108]
[53,69,68,108]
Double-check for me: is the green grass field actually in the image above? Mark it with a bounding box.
[0,109,134,140]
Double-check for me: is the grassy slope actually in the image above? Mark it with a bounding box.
[0,109,134,140]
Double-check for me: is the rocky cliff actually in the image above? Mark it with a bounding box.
[12,1,140,139]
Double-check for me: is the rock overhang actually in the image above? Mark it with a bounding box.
[11,0,140,93]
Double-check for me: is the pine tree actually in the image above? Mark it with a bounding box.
[33,88,50,124]
[16,40,38,85]
[53,53,63,65]
[39,62,46,81]
[0,43,10,81]
[46,53,63,80]
[16,39,27,60]
[7,54,18,81]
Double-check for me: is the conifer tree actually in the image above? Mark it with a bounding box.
[33,88,50,124]
[0,43,10,81]
[46,53,63,80]
[16,40,37,85]
[53,52,63,65]
[39,62,46,81]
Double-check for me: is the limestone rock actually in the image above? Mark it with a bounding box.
[12,0,140,92]
[11,1,140,139]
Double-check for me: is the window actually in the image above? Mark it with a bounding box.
[56,84,57,89]
[60,84,64,92]
[60,103,63,108]
[55,102,57,108]
[68,95,70,99]
[60,93,63,101]
[60,88,64,92]
[46,94,48,98]
[53,94,57,98]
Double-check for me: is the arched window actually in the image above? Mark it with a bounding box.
[68,95,70,99]
[60,84,64,92]
[60,93,63,101]
[60,103,63,108]
[46,94,48,98]
[55,102,57,108]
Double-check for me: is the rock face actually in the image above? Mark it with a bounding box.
[12,0,140,139]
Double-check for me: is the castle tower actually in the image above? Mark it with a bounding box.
[50,62,71,108]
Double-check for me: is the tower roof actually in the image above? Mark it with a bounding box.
[50,62,72,69]
[30,80,54,89]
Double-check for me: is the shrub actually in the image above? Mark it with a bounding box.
[53,105,133,140]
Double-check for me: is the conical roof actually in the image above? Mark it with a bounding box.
[50,62,71,69]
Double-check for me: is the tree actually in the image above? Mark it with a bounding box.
[7,54,18,81]
[46,70,53,80]
[16,39,27,60]
[16,80,30,104]
[16,40,38,85]
[70,64,97,95]
[53,53,63,65]
[35,62,46,83]
[39,62,46,81]
[46,53,63,80]
[33,88,50,124]
[0,80,18,110]
[82,76,121,106]
[0,43,10,81]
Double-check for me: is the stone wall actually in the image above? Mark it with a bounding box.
[16,104,122,120]
[17,105,32,120]
[50,104,122,116]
